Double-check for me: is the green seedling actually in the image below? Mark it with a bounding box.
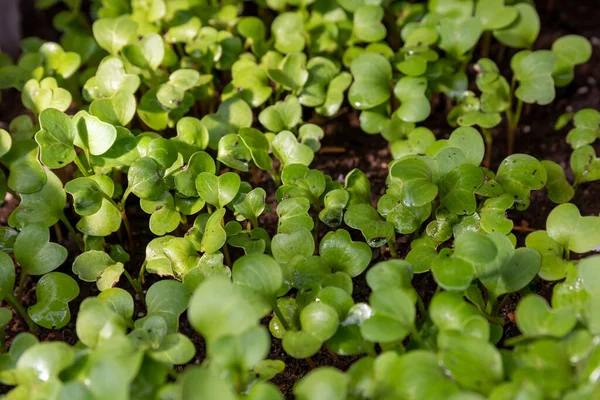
[0,0,596,397]
[28,272,79,330]
[564,108,600,149]
[526,203,600,280]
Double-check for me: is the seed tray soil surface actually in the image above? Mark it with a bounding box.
[1,0,600,397]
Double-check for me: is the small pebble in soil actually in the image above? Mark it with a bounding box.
[577,86,590,95]
[137,312,145,318]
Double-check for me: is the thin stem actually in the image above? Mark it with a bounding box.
[486,293,498,315]
[326,347,343,368]
[383,5,402,51]
[73,154,90,177]
[250,217,259,231]
[137,261,147,287]
[0,327,5,353]
[410,328,425,347]
[496,294,511,315]
[60,215,85,252]
[123,269,142,294]
[270,169,281,186]
[313,214,320,253]
[480,31,492,59]
[416,296,428,321]
[305,357,316,370]
[223,244,232,267]
[103,194,135,253]
[17,274,26,300]
[5,293,37,333]
[387,235,398,258]
[482,129,493,168]
[118,187,132,212]
[507,99,523,155]
[121,210,135,253]
[272,302,290,331]
[175,43,185,58]
[53,223,64,245]
[565,248,571,261]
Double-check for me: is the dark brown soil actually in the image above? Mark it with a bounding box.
[1,0,600,398]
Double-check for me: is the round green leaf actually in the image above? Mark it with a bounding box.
[493,4,540,49]
[267,53,309,91]
[0,252,16,301]
[349,53,392,110]
[14,224,67,276]
[72,250,124,291]
[272,12,305,53]
[516,294,577,338]
[65,177,106,216]
[258,96,302,133]
[475,0,518,31]
[196,172,240,209]
[495,154,547,211]
[28,272,79,329]
[361,287,415,343]
[294,368,348,400]
[542,160,574,204]
[141,280,190,333]
[22,78,72,114]
[233,254,282,315]
[128,157,166,201]
[8,170,66,228]
[282,302,339,358]
[76,297,127,348]
[513,50,556,105]
[432,249,475,291]
[174,151,215,198]
[344,204,395,248]
[200,208,227,254]
[525,230,569,281]
[92,16,138,55]
[438,332,503,395]
[353,6,386,43]
[35,108,76,168]
[546,203,600,254]
[201,97,253,149]
[72,111,117,156]
[188,276,260,343]
[272,130,314,167]
[320,230,371,277]
[439,18,483,59]
[393,76,431,123]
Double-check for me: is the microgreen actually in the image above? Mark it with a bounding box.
[0,0,596,397]
[565,108,600,149]
[22,77,72,115]
[72,250,124,291]
[28,272,79,329]
[349,53,391,110]
[551,35,592,87]
[493,3,540,49]
[258,95,302,132]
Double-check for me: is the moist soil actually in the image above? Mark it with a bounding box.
[1,0,600,397]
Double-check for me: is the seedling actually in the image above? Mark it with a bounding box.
[0,0,597,398]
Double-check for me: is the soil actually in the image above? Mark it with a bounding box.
[1,0,600,398]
